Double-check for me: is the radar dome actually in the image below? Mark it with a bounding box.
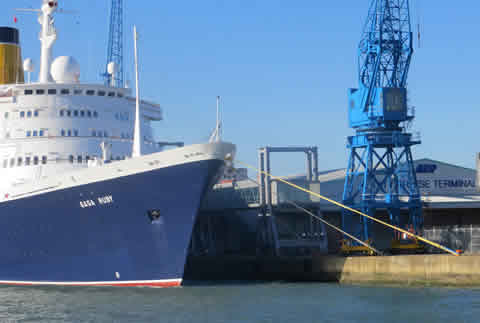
[23,58,35,72]
[50,56,80,83]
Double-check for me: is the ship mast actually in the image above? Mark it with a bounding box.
[132,25,142,158]
[38,1,58,83]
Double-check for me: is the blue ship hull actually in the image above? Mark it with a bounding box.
[0,159,223,287]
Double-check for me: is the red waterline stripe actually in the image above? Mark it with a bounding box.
[0,279,182,287]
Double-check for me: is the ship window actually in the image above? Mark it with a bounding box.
[34,110,39,117]
[108,92,115,97]
[98,91,106,96]
[77,155,82,163]
[74,110,78,117]
[4,112,8,119]
[116,156,121,160]
[74,129,78,136]
[60,89,70,95]
[33,156,39,165]
[10,158,14,167]
[17,157,22,166]
[104,131,108,137]
[20,111,25,118]
[91,130,96,137]
[2,160,6,168]
[86,90,95,96]
[33,130,38,137]
[24,89,33,95]
[61,129,65,136]
[36,89,45,95]
[27,111,32,118]
[93,111,98,118]
[26,131,31,137]
[74,89,82,95]
[39,130,44,137]
[87,111,92,117]
[67,110,71,117]
[48,89,57,95]
[25,157,31,166]
[86,155,90,162]
[117,92,123,98]
[69,155,74,163]
[67,130,71,137]
[42,156,47,164]
[80,110,85,117]
[60,110,64,117]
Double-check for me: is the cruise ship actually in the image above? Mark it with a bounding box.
[0,0,235,287]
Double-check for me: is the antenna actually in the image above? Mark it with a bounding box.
[103,0,124,87]
[132,25,141,158]
[209,96,222,143]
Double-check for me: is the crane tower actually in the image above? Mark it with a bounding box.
[104,0,124,87]
[342,0,423,249]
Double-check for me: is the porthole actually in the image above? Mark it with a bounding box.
[86,90,95,96]
[36,89,45,95]
[67,110,71,117]
[80,110,85,117]
[87,111,92,118]
[25,157,31,166]
[60,89,70,95]
[74,89,82,95]
[33,156,39,165]
[74,110,78,117]
[47,89,57,95]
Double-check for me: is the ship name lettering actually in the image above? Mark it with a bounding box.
[97,195,113,205]
[80,200,96,208]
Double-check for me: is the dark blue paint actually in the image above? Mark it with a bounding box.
[0,159,223,283]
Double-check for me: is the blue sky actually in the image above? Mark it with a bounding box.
[2,1,479,176]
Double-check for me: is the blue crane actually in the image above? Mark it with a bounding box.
[103,0,124,87]
[342,0,423,251]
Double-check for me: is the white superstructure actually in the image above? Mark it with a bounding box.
[0,1,164,190]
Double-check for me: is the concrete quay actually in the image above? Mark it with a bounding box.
[313,254,480,287]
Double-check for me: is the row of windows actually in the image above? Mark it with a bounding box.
[68,155,127,163]
[26,130,45,137]
[61,129,79,137]
[24,88,124,98]
[3,156,47,168]
[20,110,40,118]
[3,154,129,168]
[59,109,98,118]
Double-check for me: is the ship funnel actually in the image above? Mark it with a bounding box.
[0,27,24,85]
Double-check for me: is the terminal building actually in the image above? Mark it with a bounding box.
[193,157,480,258]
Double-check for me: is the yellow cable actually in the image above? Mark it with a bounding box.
[235,159,459,257]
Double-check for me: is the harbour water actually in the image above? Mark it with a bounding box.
[0,282,479,322]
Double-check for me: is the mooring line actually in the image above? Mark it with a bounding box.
[285,200,382,255]
[234,159,460,256]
